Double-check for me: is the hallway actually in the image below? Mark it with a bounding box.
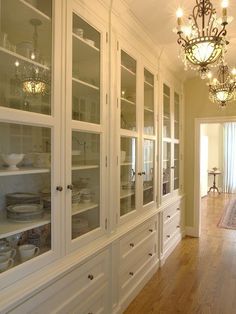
[124,194,236,314]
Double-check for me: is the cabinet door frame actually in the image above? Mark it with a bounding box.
[0,0,63,289]
[64,0,108,252]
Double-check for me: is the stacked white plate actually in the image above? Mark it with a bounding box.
[7,204,44,222]
[6,193,41,206]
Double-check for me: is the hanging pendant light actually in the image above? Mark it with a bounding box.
[208,64,236,108]
[15,18,49,95]
[175,0,231,79]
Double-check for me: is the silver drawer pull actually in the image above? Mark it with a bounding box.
[167,235,170,238]
[88,274,94,280]
[130,243,135,247]
[149,229,153,232]
[148,253,153,256]
[177,225,180,228]
[177,208,180,211]
[167,215,171,218]
[129,271,134,276]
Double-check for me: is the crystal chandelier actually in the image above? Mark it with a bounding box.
[175,0,231,79]
[15,19,48,95]
[208,64,236,107]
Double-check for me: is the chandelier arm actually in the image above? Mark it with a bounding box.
[217,25,227,38]
[177,34,188,47]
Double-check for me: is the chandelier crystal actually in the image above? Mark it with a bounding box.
[208,64,236,107]
[175,0,230,79]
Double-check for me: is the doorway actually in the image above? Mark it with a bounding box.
[194,117,236,237]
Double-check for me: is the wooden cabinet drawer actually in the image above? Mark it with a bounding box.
[120,218,157,259]
[163,201,182,224]
[163,213,181,246]
[120,239,157,300]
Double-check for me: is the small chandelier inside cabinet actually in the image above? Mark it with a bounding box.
[15,18,49,95]
[208,64,236,108]
[175,0,231,79]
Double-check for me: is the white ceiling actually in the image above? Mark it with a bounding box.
[124,0,236,79]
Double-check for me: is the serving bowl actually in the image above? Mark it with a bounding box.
[2,154,24,170]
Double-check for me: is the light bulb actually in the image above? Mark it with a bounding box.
[14,60,19,67]
[176,8,183,18]
[231,68,236,75]
[221,0,228,8]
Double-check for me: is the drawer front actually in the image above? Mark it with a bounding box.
[163,213,181,246]
[120,218,157,259]
[163,201,182,224]
[9,250,109,314]
[59,283,109,314]
[120,240,157,300]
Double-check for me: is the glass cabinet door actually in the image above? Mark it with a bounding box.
[0,0,52,114]
[174,143,179,190]
[174,92,180,140]
[144,69,154,135]
[72,13,100,124]
[120,51,136,131]
[143,139,154,205]
[120,136,136,216]
[71,131,100,239]
[0,122,52,272]
[163,84,171,138]
[163,141,171,196]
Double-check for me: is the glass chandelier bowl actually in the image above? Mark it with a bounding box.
[208,64,236,107]
[175,0,230,78]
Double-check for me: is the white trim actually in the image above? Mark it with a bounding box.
[194,116,236,237]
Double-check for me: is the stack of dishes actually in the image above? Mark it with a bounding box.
[7,204,44,222]
[72,189,81,204]
[6,193,41,206]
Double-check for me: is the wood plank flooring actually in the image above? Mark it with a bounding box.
[124,194,236,314]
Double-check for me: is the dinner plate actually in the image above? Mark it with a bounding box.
[7,204,43,214]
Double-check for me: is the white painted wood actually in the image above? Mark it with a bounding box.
[200,135,208,197]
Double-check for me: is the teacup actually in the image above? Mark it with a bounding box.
[19,244,40,262]
[0,247,16,259]
[0,240,9,250]
[0,255,14,272]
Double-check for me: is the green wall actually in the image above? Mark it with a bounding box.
[184,77,236,227]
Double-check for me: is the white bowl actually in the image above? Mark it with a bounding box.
[2,154,24,170]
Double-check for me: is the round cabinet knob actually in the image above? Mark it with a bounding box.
[167,235,170,238]
[177,225,180,229]
[167,215,171,218]
[56,186,63,192]
[88,274,94,280]
[129,272,134,276]
[148,253,153,257]
[149,229,153,233]
[142,171,146,175]
[67,184,73,190]
[177,208,180,211]
[137,172,142,176]
[129,243,135,248]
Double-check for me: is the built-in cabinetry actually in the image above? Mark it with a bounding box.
[0,0,184,313]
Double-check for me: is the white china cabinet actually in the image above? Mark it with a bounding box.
[65,0,108,251]
[162,83,181,199]
[119,47,158,221]
[0,0,62,289]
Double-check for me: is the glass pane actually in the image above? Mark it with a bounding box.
[121,51,136,131]
[163,84,170,138]
[174,92,180,140]
[174,143,179,190]
[120,137,136,216]
[0,122,51,272]
[143,139,154,205]
[0,0,52,114]
[72,13,100,124]
[71,131,100,239]
[163,141,171,195]
[144,69,154,135]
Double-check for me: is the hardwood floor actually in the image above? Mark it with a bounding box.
[124,194,236,314]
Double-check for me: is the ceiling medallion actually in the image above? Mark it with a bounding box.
[208,64,236,108]
[175,0,231,79]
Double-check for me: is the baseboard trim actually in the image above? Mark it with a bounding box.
[185,226,199,237]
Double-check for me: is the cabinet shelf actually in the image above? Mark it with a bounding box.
[120,189,135,199]
[144,106,154,113]
[163,115,170,120]
[121,97,135,106]
[0,212,51,239]
[143,185,153,191]
[19,0,51,21]
[121,162,133,166]
[144,80,154,88]
[72,77,99,91]
[121,64,136,76]
[0,47,50,71]
[72,164,99,170]
[72,33,100,52]
[0,167,50,177]
[72,202,98,215]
